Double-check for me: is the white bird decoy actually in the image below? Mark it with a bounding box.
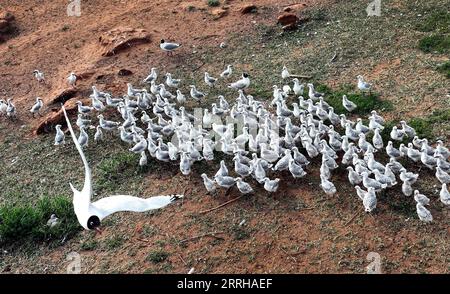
[76,101,93,115]
[402,181,413,197]
[47,214,59,228]
[357,75,371,93]
[413,190,430,206]
[355,186,367,201]
[416,202,433,222]
[399,120,416,138]
[6,98,16,119]
[386,141,401,158]
[201,173,216,194]
[220,65,233,78]
[143,68,157,84]
[281,66,290,79]
[361,172,387,191]
[30,97,44,117]
[440,183,450,205]
[98,114,120,131]
[347,166,362,185]
[292,78,304,96]
[165,73,181,88]
[320,174,337,195]
[363,187,377,212]
[263,177,280,193]
[78,127,89,148]
[390,126,405,141]
[67,72,77,88]
[204,72,218,87]
[160,39,181,55]
[94,125,103,142]
[436,167,450,184]
[54,124,65,145]
[399,168,418,184]
[342,95,357,112]
[235,177,254,194]
[62,106,182,231]
[33,70,45,83]
[289,158,306,178]
[176,90,186,104]
[139,151,148,166]
[189,85,206,101]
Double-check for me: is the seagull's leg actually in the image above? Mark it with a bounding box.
[225,186,233,197]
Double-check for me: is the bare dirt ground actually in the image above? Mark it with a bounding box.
[0,0,449,274]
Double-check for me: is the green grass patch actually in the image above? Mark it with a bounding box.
[96,152,139,192]
[437,61,450,78]
[0,196,80,246]
[80,239,99,251]
[415,11,450,33]
[207,0,220,7]
[105,234,126,250]
[147,249,169,264]
[419,35,450,54]
[315,84,393,115]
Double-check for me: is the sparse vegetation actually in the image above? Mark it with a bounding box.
[419,35,450,54]
[105,234,126,250]
[147,249,169,264]
[0,196,79,246]
[415,11,450,33]
[207,0,220,7]
[315,84,393,115]
[437,61,450,78]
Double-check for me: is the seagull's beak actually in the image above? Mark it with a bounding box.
[94,227,103,235]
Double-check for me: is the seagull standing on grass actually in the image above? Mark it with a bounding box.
[357,75,371,93]
[228,73,250,90]
[54,124,65,145]
[62,106,183,232]
[220,65,233,78]
[160,39,181,56]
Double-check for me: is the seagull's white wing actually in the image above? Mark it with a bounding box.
[91,195,182,220]
[62,106,92,199]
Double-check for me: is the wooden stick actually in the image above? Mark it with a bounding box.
[198,195,244,214]
[344,210,362,226]
[178,254,188,265]
[179,231,225,243]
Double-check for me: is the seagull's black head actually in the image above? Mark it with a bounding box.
[242,72,249,78]
[160,39,165,44]
[87,215,101,231]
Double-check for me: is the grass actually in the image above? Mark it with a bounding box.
[80,239,99,251]
[96,152,140,192]
[437,61,450,78]
[380,108,450,143]
[105,234,126,250]
[0,196,80,246]
[415,11,450,34]
[147,249,169,264]
[419,35,450,54]
[207,0,220,7]
[315,84,393,115]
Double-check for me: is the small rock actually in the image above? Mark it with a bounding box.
[211,8,228,19]
[219,42,227,48]
[240,4,257,14]
[118,69,133,76]
[277,13,299,26]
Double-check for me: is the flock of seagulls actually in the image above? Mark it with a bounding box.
[2,41,450,227]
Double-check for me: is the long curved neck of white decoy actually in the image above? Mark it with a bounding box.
[62,106,93,200]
